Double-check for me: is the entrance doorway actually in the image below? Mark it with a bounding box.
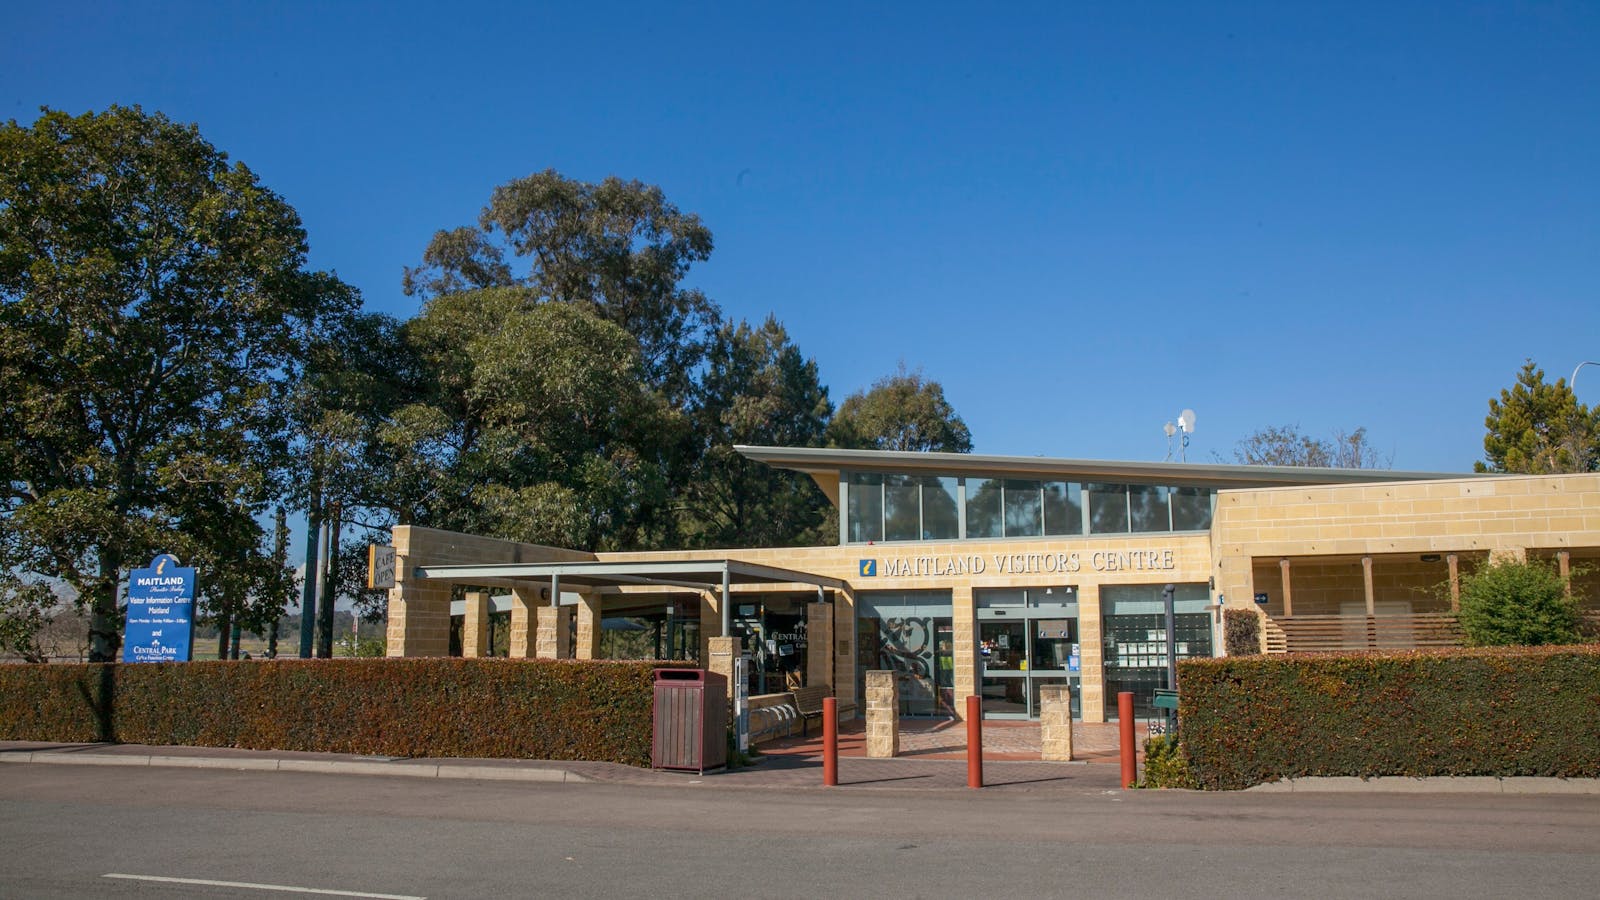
[977,588,1081,720]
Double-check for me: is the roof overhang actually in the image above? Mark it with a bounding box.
[734,445,1481,489]
[414,558,847,593]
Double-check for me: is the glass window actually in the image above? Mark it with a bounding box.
[1087,483,1129,534]
[1003,479,1043,537]
[1043,481,1083,535]
[883,474,920,542]
[847,472,883,543]
[966,477,1002,539]
[922,477,960,540]
[1128,484,1170,532]
[1170,486,1213,531]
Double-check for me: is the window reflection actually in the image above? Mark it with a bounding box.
[1003,479,1043,537]
[966,478,1002,539]
[1128,484,1170,532]
[923,477,960,540]
[1170,486,1213,531]
[1088,483,1130,534]
[1043,481,1082,535]
[847,472,883,543]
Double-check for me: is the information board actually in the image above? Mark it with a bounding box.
[123,553,196,663]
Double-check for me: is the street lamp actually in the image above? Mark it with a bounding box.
[1572,361,1600,395]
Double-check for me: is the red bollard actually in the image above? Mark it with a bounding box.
[966,695,983,789]
[1118,691,1136,788]
[822,696,838,787]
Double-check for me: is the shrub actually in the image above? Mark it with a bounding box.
[1458,557,1581,646]
[1140,733,1196,789]
[1224,609,1261,656]
[0,658,690,765]
[1178,646,1600,789]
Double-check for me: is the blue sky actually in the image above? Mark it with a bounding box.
[5,1,1598,475]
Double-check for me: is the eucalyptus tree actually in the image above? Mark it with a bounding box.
[829,364,973,454]
[0,106,358,660]
[684,316,834,548]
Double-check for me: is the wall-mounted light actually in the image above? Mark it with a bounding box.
[1421,554,1442,563]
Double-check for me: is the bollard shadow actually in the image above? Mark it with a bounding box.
[840,773,936,786]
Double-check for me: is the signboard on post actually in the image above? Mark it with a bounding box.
[123,553,196,663]
[367,544,397,590]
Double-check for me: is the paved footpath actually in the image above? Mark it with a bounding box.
[5,719,1595,794]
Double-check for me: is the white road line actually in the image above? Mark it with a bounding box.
[103,873,425,899]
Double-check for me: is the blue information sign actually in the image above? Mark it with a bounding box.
[123,553,196,663]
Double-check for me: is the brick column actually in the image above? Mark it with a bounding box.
[535,606,572,659]
[865,670,899,758]
[1078,583,1105,723]
[1039,683,1074,761]
[509,587,536,658]
[575,592,602,660]
[1448,554,1462,611]
[806,601,833,688]
[1362,555,1375,617]
[833,591,857,714]
[1280,558,1294,617]
[706,635,737,713]
[461,590,490,658]
[385,573,451,657]
[699,591,721,665]
[951,584,976,720]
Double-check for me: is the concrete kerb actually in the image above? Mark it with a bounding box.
[0,744,589,784]
[1246,776,1600,794]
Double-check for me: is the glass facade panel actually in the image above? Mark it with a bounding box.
[966,477,1003,539]
[883,474,920,542]
[857,591,956,717]
[1101,583,1213,721]
[1128,484,1170,533]
[846,473,883,543]
[1003,479,1043,537]
[923,477,960,540]
[1043,481,1083,535]
[1170,486,1213,531]
[1088,483,1130,534]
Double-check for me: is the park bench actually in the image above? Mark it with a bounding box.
[791,685,830,736]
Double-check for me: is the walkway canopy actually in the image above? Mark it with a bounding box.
[414,559,848,633]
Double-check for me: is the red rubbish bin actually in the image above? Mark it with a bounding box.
[652,668,728,773]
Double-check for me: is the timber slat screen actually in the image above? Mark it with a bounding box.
[1271,614,1464,653]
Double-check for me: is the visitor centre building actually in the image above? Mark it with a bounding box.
[383,446,1600,723]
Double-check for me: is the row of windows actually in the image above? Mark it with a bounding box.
[844,473,1213,544]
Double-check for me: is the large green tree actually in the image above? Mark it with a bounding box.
[829,364,973,453]
[402,170,719,403]
[381,287,679,551]
[1476,361,1599,474]
[0,106,358,660]
[683,316,833,548]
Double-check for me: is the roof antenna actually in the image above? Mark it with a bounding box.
[1163,421,1176,461]
[1176,409,1196,462]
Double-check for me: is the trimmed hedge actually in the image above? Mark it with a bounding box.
[0,658,690,765]
[1223,609,1261,656]
[1178,645,1600,790]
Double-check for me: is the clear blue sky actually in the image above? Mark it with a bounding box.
[6,1,1598,474]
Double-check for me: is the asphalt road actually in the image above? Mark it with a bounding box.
[3,765,1598,899]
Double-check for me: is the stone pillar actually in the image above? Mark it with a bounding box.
[1362,555,1376,617]
[865,670,899,758]
[1039,683,1074,762]
[1280,558,1294,617]
[535,605,572,659]
[699,591,721,665]
[1558,551,1572,598]
[833,590,857,714]
[509,586,536,658]
[806,601,833,689]
[461,590,490,658]
[575,592,602,660]
[951,584,976,720]
[1078,584,1105,724]
[707,635,737,713]
[1448,554,1462,611]
[385,568,451,657]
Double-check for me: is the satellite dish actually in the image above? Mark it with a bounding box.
[1163,422,1176,438]
[1178,409,1197,434]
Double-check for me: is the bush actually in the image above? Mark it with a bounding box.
[1224,609,1262,656]
[1178,646,1600,789]
[0,658,690,765]
[1458,557,1581,646]
[1140,733,1196,788]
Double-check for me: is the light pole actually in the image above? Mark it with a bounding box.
[1572,361,1600,396]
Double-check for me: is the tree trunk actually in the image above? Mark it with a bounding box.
[87,548,124,662]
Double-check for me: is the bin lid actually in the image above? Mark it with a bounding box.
[655,668,707,683]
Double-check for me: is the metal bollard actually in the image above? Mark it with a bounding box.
[1118,691,1136,788]
[966,695,983,789]
[823,696,838,787]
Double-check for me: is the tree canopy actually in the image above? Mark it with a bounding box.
[829,364,973,453]
[1226,424,1390,468]
[402,170,719,403]
[1476,361,1599,474]
[0,106,357,659]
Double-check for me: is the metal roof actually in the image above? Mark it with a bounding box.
[414,558,847,592]
[734,445,1481,489]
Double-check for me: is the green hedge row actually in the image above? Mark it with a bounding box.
[0,658,690,765]
[1178,646,1600,790]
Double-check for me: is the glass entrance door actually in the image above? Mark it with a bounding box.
[980,614,1080,719]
